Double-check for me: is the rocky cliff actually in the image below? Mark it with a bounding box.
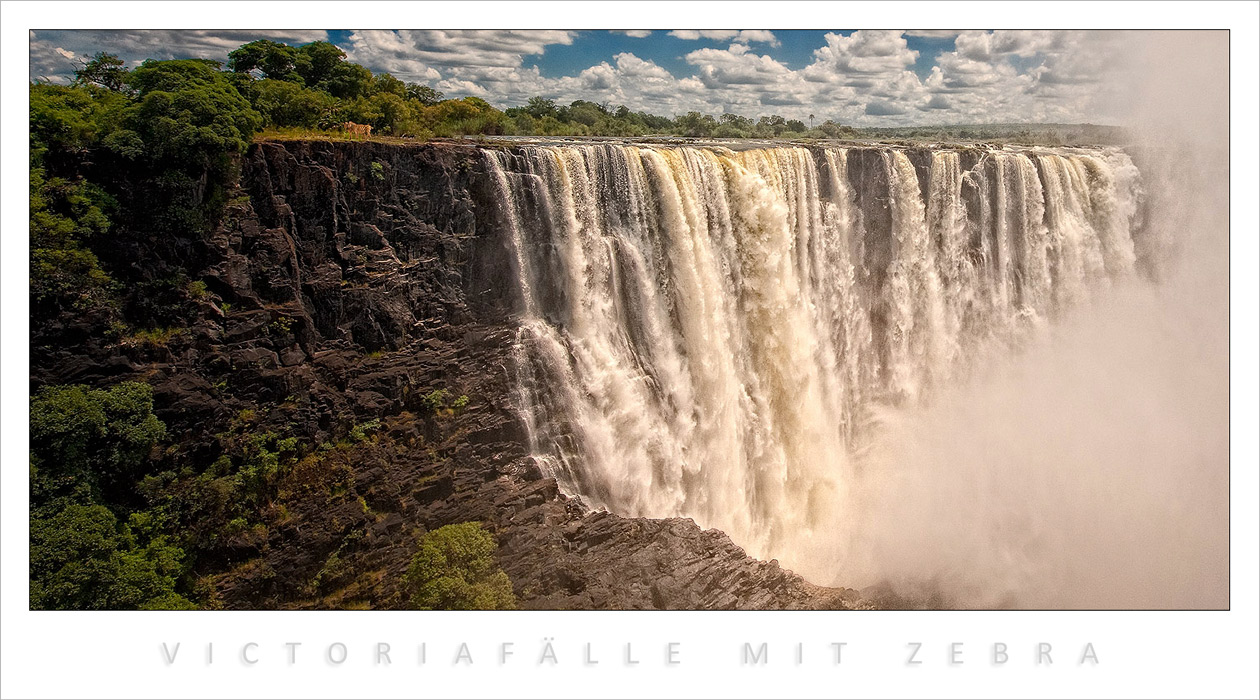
[31,139,865,610]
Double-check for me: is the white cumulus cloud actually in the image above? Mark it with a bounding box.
[29,29,329,82]
[668,30,780,46]
[27,29,1142,127]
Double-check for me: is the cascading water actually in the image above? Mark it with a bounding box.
[485,142,1149,598]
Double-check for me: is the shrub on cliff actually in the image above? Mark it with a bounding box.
[403,522,516,610]
[29,83,123,321]
[28,381,195,610]
[247,78,335,130]
[30,381,166,507]
[29,503,193,610]
[119,59,261,164]
[29,166,116,317]
[30,56,264,331]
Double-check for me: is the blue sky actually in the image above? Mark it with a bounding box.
[29,29,1126,125]
[315,29,958,82]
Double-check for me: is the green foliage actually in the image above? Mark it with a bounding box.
[122,59,262,168]
[18,380,309,610]
[125,326,186,348]
[403,522,515,610]
[521,96,559,120]
[227,40,299,81]
[420,96,507,137]
[421,389,449,411]
[420,389,470,416]
[39,39,894,146]
[251,79,335,129]
[293,41,347,87]
[294,41,373,99]
[30,54,271,332]
[73,52,131,93]
[268,315,294,337]
[373,72,406,97]
[220,430,302,507]
[406,83,443,106]
[676,111,718,137]
[349,419,381,443]
[817,120,859,139]
[29,166,116,314]
[27,381,189,610]
[29,83,122,157]
[29,503,194,610]
[28,84,120,320]
[130,418,306,573]
[29,381,166,505]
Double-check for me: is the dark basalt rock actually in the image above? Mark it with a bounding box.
[30,139,868,610]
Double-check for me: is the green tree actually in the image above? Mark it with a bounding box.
[294,41,347,86]
[522,96,559,120]
[29,83,120,159]
[227,39,299,82]
[29,167,115,315]
[73,52,131,93]
[373,72,406,97]
[28,82,125,325]
[321,61,374,100]
[757,114,788,137]
[406,83,443,106]
[676,111,718,137]
[108,59,262,235]
[403,522,516,610]
[510,112,538,134]
[30,503,193,610]
[567,100,605,127]
[120,59,262,166]
[818,120,857,138]
[343,92,415,134]
[252,78,335,128]
[30,382,166,506]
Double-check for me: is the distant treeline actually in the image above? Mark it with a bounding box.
[855,123,1131,146]
[34,40,861,141]
[39,39,1127,144]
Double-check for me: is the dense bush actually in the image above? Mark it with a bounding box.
[244,79,333,130]
[29,166,115,316]
[28,382,193,610]
[30,381,166,506]
[404,522,516,610]
[30,503,193,610]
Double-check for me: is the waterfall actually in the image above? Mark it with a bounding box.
[484,143,1145,583]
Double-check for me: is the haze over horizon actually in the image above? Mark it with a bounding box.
[30,29,1145,126]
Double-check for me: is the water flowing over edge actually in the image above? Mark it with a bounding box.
[481,141,1151,599]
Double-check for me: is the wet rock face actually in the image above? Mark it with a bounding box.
[31,139,859,610]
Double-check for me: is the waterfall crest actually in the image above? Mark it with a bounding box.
[485,142,1145,584]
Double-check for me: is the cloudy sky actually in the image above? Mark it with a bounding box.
[29,29,1132,125]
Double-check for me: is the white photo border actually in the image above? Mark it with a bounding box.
[2,2,1256,698]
